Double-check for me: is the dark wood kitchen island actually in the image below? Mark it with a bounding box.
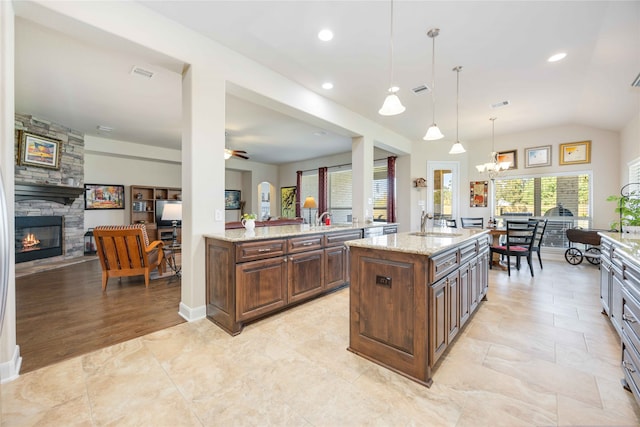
[346,228,490,387]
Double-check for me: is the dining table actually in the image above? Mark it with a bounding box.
[486,227,508,270]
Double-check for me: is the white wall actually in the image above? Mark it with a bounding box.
[84,135,181,231]
[407,123,621,230]
[620,113,640,183]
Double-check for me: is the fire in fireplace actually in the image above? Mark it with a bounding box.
[15,216,63,263]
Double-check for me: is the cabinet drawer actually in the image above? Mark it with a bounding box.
[383,225,398,234]
[325,230,363,247]
[623,253,640,296]
[430,248,459,282]
[288,235,323,253]
[459,241,477,264]
[612,247,624,270]
[236,239,287,262]
[600,237,612,259]
[623,287,640,346]
[477,236,490,252]
[622,336,640,406]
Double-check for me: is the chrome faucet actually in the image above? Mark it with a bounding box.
[420,211,431,232]
[317,211,330,226]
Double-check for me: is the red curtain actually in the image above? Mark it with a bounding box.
[387,156,397,223]
[318,167,328,214]
[295,170,302,218]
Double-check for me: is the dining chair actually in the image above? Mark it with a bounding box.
[460,217,484,228]
[531,218,548,269]
[489,220,538,276]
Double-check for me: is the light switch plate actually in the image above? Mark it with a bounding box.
[215,209,223,221]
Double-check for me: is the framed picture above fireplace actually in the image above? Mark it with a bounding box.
[17,131,61,170]
[84,184,125,210]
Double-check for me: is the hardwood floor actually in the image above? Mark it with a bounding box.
[16,258,184,373]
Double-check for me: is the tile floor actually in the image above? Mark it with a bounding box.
[3,256,640,426]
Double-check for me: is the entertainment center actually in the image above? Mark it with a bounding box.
[130,185,182,243]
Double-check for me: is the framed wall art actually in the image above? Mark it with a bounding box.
[17,130,61,170]
[84,184,125,210]
[525,145,552,168]
[470,181,488,208]
[225,190,241,210]
[559,140,591,165]
[497,150,517,169]
[281,186,297,218]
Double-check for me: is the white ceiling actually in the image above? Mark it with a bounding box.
[14,1,640,165]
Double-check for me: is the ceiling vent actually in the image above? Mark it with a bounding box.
[97,125,114,132]
[632,72,640,88]
[412,84,431,95]
[130,66,154,79]
[491,100,510,109]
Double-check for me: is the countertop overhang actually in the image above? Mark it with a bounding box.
[205,222,396,242]
[598,231,640,259]
[345,228,490,257]
[15,182,84,205]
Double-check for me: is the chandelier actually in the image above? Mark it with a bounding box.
[475,117,510,179]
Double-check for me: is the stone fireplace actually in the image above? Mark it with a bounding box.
[14,114,85,266]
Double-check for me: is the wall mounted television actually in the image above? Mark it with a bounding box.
[155,200,182,227]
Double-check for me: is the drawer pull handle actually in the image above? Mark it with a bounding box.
[623,314,637,323]
[257,248,271,253]
[302,242,314,246]
[624,361,636,373]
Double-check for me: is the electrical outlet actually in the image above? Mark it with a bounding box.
[215,209,223,221]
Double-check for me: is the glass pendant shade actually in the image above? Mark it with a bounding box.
[224,149,232,160]
[449,142,466,154]
[423,124,444,140]
[379,92,406,116]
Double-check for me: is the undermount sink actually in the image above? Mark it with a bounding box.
[409,231,463,238]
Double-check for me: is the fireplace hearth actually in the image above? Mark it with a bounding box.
[15,216,64,263]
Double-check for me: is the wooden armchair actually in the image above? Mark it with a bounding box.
[93,224,165,290]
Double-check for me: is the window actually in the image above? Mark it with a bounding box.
[630,158,640,184]
[372,161,388,222]
[494,173,591,248]
[301,171,318,221]
[327,166,353,224]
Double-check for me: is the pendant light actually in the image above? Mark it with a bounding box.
[378,0,405,116]
[449,66,466,154]
[423,28,444,140]
[475,117,510,178]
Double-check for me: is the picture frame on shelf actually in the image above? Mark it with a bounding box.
[559,140,591,165]
[84,184,125,210]
[497,150,517,169]
[17,130,61,170]
[525,145,552,168]
[281,186,297,218]
[225,190,241,210]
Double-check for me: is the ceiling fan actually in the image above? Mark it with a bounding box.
[224,148,249,160]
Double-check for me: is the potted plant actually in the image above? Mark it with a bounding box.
[607,190,640,233]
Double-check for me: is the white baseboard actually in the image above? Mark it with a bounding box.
[0,345,22,384]
[179,302,206,322]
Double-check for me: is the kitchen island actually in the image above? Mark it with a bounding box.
[204,223,396,335]
[346,228,490,387]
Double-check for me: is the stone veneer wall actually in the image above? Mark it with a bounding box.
[14,114,85,263]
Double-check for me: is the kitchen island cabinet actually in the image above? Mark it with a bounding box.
[599,232,640,405]
[205,224,375,335]
[346,228,489,387]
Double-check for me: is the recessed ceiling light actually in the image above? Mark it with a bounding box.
[318,29,333,42]
[322,82,334,90]
[548,52,567,63]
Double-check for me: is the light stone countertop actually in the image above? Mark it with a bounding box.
[598,231,640,260]
[345,227,490,257]
[204,222,396,243]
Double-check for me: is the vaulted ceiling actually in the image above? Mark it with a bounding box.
[14,1,640,164]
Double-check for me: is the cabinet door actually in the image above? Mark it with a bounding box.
[430,276,448,365]
[600,259,611,316]
[447,272,460,343]
[612,264,624,337]
[325,245,347,290]
[288,249,325,303]
[478,249,489,298]
[459,263,471,327]
[236,257,287,321]
[469,258,479,313]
